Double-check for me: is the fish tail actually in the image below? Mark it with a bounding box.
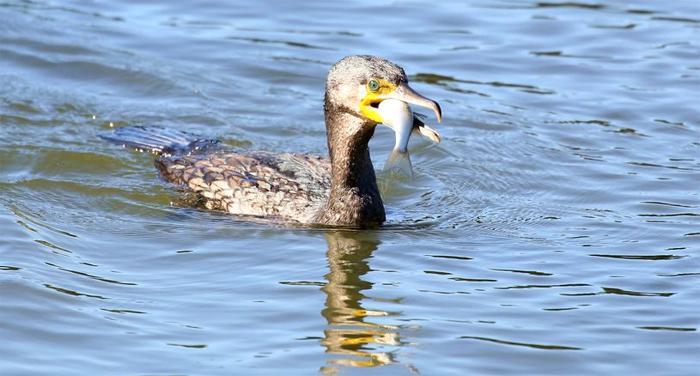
[383,149,413,178]
[100,126,220,156]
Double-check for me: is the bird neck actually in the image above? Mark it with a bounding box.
[317,104,385,227]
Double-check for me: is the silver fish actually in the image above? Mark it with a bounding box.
[379,99,441,177]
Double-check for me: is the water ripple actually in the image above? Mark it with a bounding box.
[43,283,108,300]
[459,335,582,351]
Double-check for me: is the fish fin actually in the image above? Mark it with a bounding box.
[412,115,441,144]
[384,149,413,178]
[100,126,220,156]
[413,123,441,144]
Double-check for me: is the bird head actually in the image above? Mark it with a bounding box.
[325,55,442,127]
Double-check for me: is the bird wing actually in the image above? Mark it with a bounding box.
[156,151,331,223]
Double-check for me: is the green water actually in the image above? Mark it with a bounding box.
[1,0,699,374]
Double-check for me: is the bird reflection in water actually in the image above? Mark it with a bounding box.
[320,230,409,374]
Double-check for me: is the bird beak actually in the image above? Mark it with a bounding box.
[383,82,442,123]
[360,80,442,125]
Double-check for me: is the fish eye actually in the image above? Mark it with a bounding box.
[368,79,380,92]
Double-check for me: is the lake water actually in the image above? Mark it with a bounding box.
[1,0,699,374]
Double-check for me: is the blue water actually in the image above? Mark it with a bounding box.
[1,0,699,374]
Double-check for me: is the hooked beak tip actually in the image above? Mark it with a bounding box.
[390,82,443,124]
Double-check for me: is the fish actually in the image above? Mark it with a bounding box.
[378,99,441,177]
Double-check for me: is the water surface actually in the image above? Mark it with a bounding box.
[1,0,699,374]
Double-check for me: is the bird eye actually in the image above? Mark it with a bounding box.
[368,79,380,92]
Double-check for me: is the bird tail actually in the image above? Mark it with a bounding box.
[100,126,220,156]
